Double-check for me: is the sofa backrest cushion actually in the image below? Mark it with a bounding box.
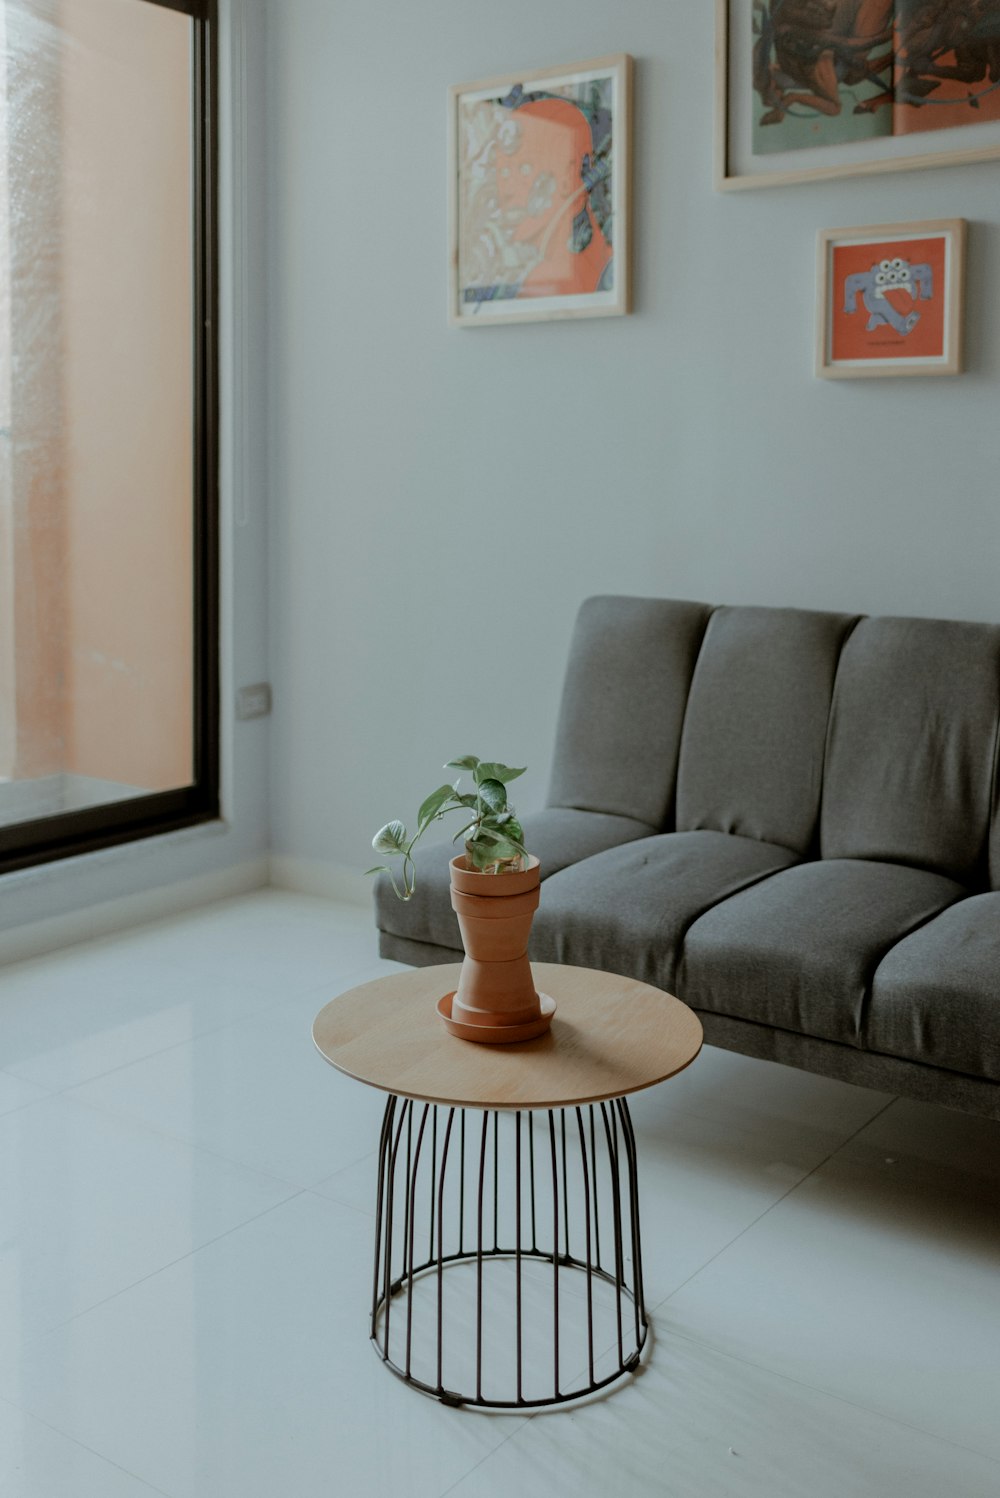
[675,605,857,855]
[547,596,712,828]
[821,616,1000,884]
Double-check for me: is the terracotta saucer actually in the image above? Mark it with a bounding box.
[436,991,556,1044]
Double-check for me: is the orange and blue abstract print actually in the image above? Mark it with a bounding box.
[456,72,616,316]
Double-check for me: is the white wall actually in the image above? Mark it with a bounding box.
[0,0,271,957]
[265,0,1000,891]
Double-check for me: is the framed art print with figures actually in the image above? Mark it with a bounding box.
[717,1,1000,187]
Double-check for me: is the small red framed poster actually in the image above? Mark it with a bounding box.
[816,219,966,379]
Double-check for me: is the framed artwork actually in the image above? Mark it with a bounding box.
[816,219,966,378]
[716,1,1000,188]
[448,54,632,326]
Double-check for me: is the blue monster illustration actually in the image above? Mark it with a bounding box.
[844,255,934,336]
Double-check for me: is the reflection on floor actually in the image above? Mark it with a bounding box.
[0,891,997,1497]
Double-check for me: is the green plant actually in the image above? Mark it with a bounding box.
[367,755,530,901]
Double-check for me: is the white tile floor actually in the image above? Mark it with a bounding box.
[0,889,997,1497]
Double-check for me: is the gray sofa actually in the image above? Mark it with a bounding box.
[376,597,1000,1121]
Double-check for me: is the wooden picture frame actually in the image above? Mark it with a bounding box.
[716,1,1000,190]
[816,219,966,379]
[448,54,632,327]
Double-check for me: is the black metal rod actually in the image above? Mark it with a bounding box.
[428,1107,438,1262]
[589,1106,602,1271]
[401,1104,413,1289]
[611,1100,627,1320]
[459,1110,466,1257]
[547,1110,560,1399]
[493,1110,500,1253]
[576,1107,596,1386]
[370,1097,396,1338]
[382,1099,410,1360]
[529,1110,537,1252]
[560,1111,570,1261]
[515,1110,523,1406]
[617,1098,647,1336]
[600,1100,625,1369]
[476,1111,489,1404]
[405,1105,431,1379]
[436,1108,456,1394]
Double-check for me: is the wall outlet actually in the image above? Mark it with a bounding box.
[236,682,272,720]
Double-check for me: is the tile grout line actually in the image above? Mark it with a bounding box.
[59,1086,334,1192]
[0,1390,178,1498]
[433,1271,662,1496]
[61,1061,384,1195]
[437,1413,537,1498]
[300,1183,379,1224]
[436,1162,1000,1491]
[0,1094,55,1125]
[658,1324,1000,1472]
[0,1064,54,1095]
[638,1088,1000,1462]
[651,1093,900,1314]
[633,1087,898,1143]
[2,1191,310,1372]
[0,951,383,1102]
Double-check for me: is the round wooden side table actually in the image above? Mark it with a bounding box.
[313,962,702,1410]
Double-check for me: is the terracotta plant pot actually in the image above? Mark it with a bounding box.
[436,855,556,1043]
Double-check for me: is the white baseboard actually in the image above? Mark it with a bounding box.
[268,855,372,908]
[0,854,374,969]
[0,857,269,968]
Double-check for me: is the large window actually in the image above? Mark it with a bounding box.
[0,0,218,874]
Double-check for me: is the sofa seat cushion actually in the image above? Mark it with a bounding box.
[528,831,799,990]
[679,860,965,1047]
[868,895,1000,1080]
[375,807,654,953]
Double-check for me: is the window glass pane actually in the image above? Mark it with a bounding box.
[0,0,194,829]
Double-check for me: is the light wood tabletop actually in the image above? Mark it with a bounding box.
[312,963,703,1110]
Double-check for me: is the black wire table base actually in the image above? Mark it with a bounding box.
[370,1096,648,1409]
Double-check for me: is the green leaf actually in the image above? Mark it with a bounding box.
[364,865,389,877]
[475,761,526,786]
[503,816,524,844]
[454,793,478,809]
[478,778,507,814]
[417,784,455,830]
[445,755,480,772]
[472,822,520,848]
[372,819,407,855]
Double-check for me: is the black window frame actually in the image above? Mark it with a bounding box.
[0,0,220,877]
